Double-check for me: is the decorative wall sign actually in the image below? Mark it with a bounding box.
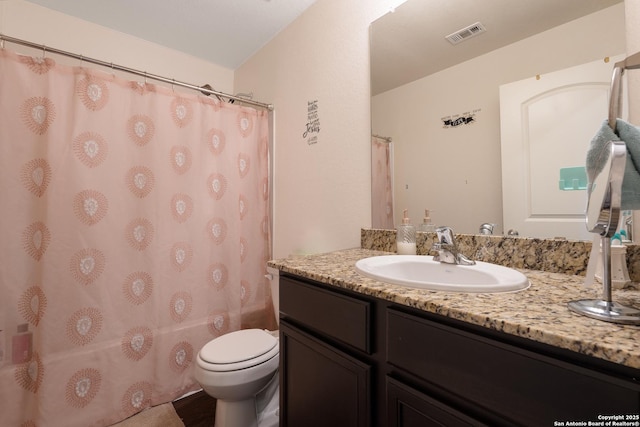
[442,108,481,128]
[303,100,320,145]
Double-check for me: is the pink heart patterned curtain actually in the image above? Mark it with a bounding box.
[371,136,394,229]
[0,48,272,426]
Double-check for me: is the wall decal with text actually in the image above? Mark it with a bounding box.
[303,100,320,145]
[441,108,481,129]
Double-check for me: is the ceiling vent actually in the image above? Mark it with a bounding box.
[445,22,486,45]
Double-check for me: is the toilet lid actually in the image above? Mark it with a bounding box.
[200,329,278,365]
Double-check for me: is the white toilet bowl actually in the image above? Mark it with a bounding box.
[194,328,279,427]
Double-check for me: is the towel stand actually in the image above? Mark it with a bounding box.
[573,53,640,325]
[608,51,640,132]
[568,141,640,324]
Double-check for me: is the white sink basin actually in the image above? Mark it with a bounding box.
[354,255,530,293]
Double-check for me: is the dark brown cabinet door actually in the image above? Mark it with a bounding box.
[280,321,371,427]
[387,377,487,427]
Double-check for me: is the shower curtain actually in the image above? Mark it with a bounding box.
[0,48,271,426]
[371,136,394,229]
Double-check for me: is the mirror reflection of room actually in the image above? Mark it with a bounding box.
[370,0,627,240]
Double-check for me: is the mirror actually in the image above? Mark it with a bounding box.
[370,0,625,238]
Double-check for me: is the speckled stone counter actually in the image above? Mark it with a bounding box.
[361,228,640,280]
[268,248,640,370]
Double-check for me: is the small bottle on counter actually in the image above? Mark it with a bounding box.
[397,209,417,255]
[595,234,631,289]
[610,233,631,289]
[12,323,32,364]
[417,209,436,233]
[0,328,5,367]
[610,243,631,289]
[0,312,5,367]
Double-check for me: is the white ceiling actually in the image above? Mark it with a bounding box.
[23,0,624,90]
[371,0,623,95]
[24,0,318,69]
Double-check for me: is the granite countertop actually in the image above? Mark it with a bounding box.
[268,248,640,370]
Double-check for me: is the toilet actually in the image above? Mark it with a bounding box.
[194,268,280,427]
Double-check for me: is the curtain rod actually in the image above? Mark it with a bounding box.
[372,134,392,143]
[0,33,274,111]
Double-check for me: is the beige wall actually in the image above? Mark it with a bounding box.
[0,1,234,93]
[626,1,640,121]
[625,0,640,240]
[372,4,625,235]
[235,0,398,258]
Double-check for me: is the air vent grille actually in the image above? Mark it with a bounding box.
[445,22,486,45]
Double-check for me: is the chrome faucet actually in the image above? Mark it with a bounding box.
[479,223,496,235]
[431,226,476,265]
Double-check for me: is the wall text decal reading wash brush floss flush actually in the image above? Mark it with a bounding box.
[303,99,320,145]
[442,108,481,128]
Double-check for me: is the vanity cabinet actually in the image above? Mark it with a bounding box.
[279,273,640,427]
[279,275,373,427]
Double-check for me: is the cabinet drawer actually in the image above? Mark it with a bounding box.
[280,275,371,353]
[387,309,640,426]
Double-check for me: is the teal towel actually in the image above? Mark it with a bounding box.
[585,119,640,210]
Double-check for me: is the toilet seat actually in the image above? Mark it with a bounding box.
[198,329,278,372]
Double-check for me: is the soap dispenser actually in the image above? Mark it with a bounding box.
[397,209,417,255]
[417,209,436,233]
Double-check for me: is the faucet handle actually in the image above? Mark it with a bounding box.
[435,226,454,244]
[479,223,496,235]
